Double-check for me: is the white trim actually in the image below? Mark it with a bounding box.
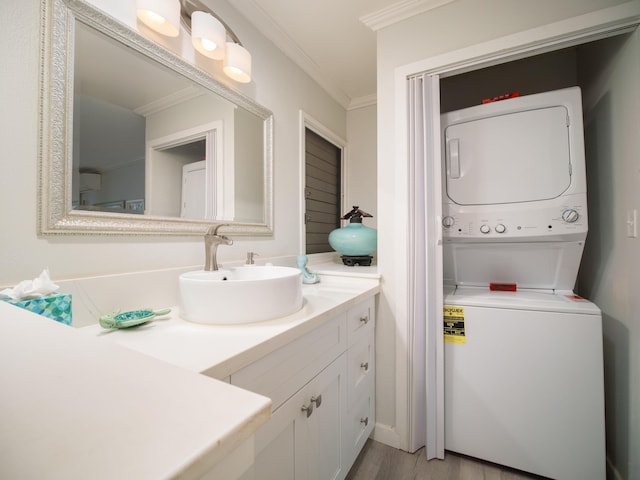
[146,120,225,220]
[372,422,402,448]
[348,93,377,111]
[398,1,640,79]
[134,86,204,116]
[298,111,348,254]
[360,0,458,32]
[392,0,640,454]
[392,64,412,452]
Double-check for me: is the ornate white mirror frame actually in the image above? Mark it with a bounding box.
[38,0,273,235]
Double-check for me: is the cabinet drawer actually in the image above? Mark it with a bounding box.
[346,393,375,467]
[347,296,375,346]
[231,313,347,411]
[347,331,374,409]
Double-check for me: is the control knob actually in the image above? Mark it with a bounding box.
[562,209,580,223]
[495,224,506,234]
[442,216,455,228]
[480,224,491,234]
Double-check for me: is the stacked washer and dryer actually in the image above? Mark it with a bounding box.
[441,87,606,479]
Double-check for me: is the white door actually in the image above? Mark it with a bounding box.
[407,73,445,459]
[181,160,206,219]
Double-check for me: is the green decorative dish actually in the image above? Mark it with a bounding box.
[99,308,171,329]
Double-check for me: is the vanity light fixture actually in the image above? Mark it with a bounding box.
[191,11,226,59]
[135,0,252,83]
[136,0,181,37]
[223,42,252,83]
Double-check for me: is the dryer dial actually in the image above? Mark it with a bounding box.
[442,216,455,228]
[562,209,580,223]
[495,224,506,234]
[480,224,491,234]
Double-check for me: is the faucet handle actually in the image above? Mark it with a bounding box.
[246,251,259,265]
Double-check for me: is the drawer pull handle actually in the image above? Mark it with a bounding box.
[360,417,369,427]
[311,395,322,408]
[360,362,369,371]
[359,315,369,324]
[301,403,314,418]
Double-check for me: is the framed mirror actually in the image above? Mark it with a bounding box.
[39,0,273,235]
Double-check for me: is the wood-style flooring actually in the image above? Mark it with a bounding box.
[346,440,543,480]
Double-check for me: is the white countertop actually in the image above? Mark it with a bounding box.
[0,301,271,480]
[1,272,379,479]
[81,275,380,379]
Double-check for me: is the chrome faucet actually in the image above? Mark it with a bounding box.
[204,224,233,271]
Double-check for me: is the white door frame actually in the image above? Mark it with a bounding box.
[146,120,225,219]
[393,1,640,458]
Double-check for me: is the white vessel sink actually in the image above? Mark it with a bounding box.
[179,266,303,325]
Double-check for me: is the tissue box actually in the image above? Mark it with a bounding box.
[2,293,72,325]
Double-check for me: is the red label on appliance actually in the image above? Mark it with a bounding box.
[482,92,521,104]
[566,294,586,301]
[489,283,517,292]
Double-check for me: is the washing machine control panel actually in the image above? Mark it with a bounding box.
[442,200,588,241]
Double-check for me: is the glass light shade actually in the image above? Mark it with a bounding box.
[223,42,252,83]
[191,11,226,59]
[136,0,181,37]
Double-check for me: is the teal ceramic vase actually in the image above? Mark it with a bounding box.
[328,206,377,257]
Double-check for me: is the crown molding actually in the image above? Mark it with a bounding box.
[348,93,377,110]
[360,0,458,31]
[134,86,204,116]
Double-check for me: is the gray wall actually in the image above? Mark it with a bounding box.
[577,30,640,480]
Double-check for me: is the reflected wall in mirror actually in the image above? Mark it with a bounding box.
[39,0,273,235]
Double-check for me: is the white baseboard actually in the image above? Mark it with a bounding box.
[372,422,401,449]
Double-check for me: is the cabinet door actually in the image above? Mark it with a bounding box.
[239,386,302,480]
[242,354,347,480]
[296,354,348,480]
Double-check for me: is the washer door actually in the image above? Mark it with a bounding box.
[444,106,571,205]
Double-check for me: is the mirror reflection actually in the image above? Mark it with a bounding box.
[71,20,264,223]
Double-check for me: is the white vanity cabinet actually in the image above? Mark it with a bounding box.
[344,299,376,468]
[232,296,376,480]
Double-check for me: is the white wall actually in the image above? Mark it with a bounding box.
[375,0,634,453]
[346,104,377,229]
[0,0,346,286]
[577,29,640,480]
[234,107,263,222]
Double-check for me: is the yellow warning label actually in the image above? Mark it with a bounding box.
[444,305,466,344]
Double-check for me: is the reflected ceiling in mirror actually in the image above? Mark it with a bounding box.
[39,0,273,235]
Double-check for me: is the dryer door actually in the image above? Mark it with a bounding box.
[444,106,571,206]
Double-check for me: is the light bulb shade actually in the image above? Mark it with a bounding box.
[223,42,252,83]
[191,11,227,59]
[136,0,180,37]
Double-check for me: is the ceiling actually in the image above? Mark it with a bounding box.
[230,0,458,110]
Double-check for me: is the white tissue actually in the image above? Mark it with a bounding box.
[0,269,60,300]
